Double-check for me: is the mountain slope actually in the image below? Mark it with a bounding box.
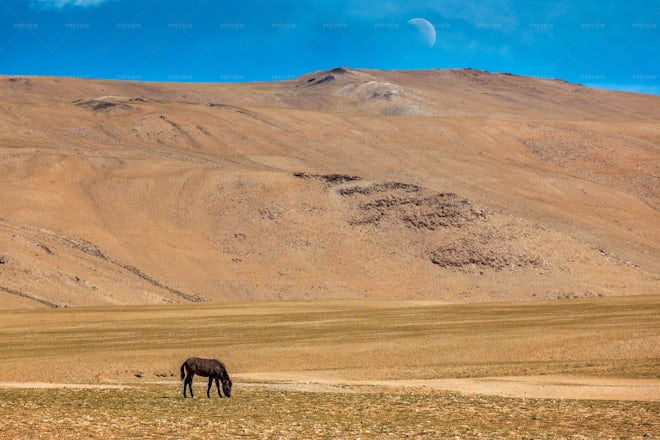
[0,68,658,307]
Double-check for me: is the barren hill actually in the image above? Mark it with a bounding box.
[0,68,658,308]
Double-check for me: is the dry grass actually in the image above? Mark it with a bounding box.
[0,296,658,383]
[0,298,656,382]
[0,384,658,439]
[0,296,658,438]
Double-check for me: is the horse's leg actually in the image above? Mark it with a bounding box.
[215,377,222,397]
[207,376,213,398]
[186,374,195,398]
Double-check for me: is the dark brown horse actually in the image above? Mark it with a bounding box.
[180,357,232,398]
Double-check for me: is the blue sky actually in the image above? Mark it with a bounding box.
[1,0,658,93]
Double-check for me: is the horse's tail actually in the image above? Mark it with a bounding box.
[180,362,186,380]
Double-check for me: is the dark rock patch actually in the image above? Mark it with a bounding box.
[75,99,133,112]
[340,181,485,230]
[294,172,362,185]
[430,237,542,271]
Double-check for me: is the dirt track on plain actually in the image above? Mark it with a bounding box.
[3,374,658,402]
[236,373,660,401]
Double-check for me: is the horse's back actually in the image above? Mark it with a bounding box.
[184,356,205,365]
[183,357,224,377]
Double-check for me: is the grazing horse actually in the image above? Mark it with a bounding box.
[180,357,232,398]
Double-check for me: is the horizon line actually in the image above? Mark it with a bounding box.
[2,67,658,96]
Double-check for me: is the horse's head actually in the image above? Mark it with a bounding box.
[222,377,232,397]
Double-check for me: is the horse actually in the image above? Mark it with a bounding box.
[180,357,232,398]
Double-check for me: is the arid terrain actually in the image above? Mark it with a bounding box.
[0,297,658,438]
[0,69,658,438]
[0,67,658,307]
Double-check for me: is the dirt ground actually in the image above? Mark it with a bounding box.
[0,296,657,402]
[3,371,660,402]
[0,297,658,438]
[1,67,658,438]
[1,381,658,439]
[1,69,658,308]
[234,372,660,401]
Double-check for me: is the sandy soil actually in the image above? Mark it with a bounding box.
[3,374,658,401]
[0,68,658,308]
[0,382,128,389]
[235,373,660,401]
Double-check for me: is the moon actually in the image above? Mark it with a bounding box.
[407,18,436,47]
